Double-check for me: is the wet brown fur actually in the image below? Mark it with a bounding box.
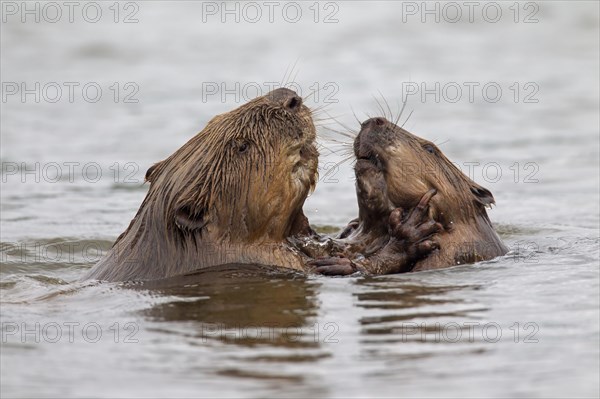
[84,89,318,281]
[353,117,508,271]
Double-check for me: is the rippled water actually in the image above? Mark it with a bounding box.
[1,1,599,398]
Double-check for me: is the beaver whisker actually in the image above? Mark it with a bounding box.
[319,126,357,142]
[378,90,394,121]
[338,147,356,157]
[309,103,329,112]
[317,144,349,158]
[290,68,300,89]
[316,111,359,139]
[433,138,450,147]
[400,110,414,129]
[312,110,339,120]
[349,105,362,127]
[393,96,409,127]
[279,59,300,89]
[318,136,353,147]
[313,116,341,125]
[318,124,355,135]
[317,139,351,154]
[304,86,323,104]
[322,154,355,180]
[315,132,354,153]
[309,104,332,119]
[323,147,354,158]
[373,95,388,121]
[373,92,394,122]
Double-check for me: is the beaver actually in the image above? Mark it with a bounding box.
[347,116,509,271]
[83,90,441,282]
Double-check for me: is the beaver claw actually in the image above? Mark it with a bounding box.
[338,218,359,239]
[388,189,443,259]
[411,238,440,259]
[308,257,357,276]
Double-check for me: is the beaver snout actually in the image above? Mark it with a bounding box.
[354,117,390,164]
[267,88,303,112]
[355,117,389,153]
[361,117,387,130]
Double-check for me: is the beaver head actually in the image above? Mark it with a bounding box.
[85,88,320,281]
[128,88,318,246]
[354,117,495,231]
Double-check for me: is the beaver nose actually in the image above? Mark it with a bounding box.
[267,88,303,111]
[361,117,388,130]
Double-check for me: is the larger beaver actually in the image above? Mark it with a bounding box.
[84,90,440,282]
[348,117,508,271]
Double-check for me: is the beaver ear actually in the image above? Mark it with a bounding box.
[470,184,495,208]
[174,205,208,231]
[145,161,163,183]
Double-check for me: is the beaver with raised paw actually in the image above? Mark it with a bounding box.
[342,117,508,272]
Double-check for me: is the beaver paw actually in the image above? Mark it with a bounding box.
[388,189,443,258]
[409,237,441,259]
[338,218,360,239]
[308,257,358,276]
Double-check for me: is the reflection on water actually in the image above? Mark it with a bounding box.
[136,266,330,384]
[355,277,485,334]
[353,277,489,363]
[142,265,321,349]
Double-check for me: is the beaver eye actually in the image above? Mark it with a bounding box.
[238,141,249,153]
[424,144,435,154]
